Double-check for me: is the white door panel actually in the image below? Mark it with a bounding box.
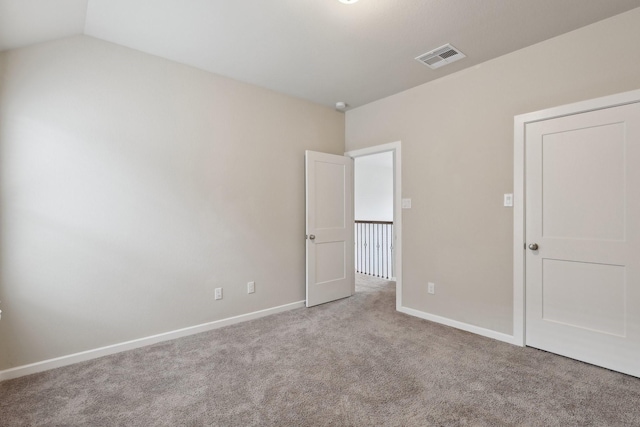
[305,151,354,307]
[525,102,640,377]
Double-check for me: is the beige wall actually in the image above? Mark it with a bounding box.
[346,9,640,335]
[0,35,344,370]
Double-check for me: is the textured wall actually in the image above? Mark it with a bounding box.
[355,152,393,221]
[0,36,344,370]
[346,9,640,335]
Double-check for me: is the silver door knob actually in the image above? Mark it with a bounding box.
[309,234,316,240]
[528,243,539,250]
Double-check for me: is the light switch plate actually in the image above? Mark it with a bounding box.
[402,198,412,209]
[504,193,513,207]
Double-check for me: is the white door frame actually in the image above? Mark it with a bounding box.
[345,141,402,310]
[512,88,640,346]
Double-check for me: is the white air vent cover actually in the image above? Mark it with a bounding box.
[415,44,466,69]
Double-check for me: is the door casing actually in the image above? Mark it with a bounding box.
[513,88,640,346]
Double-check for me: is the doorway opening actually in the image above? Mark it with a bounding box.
[346,142,402,310]
[354,152,394,280]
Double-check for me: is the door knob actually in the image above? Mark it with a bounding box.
[309,234,316,240]
[528,243,539,250]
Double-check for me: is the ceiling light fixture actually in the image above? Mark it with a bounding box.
[339,0,359,4]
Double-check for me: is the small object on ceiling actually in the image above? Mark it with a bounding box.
[335,102,347,110]
[339,0,359,4]
[415,44,466,69]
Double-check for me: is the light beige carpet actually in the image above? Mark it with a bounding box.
[1,274,639,426]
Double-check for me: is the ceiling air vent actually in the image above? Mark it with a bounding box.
[415,44,466,69]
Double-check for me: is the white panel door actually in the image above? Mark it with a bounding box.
[525,102,640,377]
[305,151,354,307]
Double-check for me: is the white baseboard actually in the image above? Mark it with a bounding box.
[0,300,305,382]
[398,306,519,346]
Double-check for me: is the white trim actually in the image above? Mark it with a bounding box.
[345,141,403,310]
[513,112,526,347]
[398,306,519,345]
[0,300,305,382]
[513,88,640,348]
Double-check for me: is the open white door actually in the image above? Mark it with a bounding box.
[305,150,354,307]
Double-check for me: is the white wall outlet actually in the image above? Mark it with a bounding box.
[401,198,412,209]
[247,281,255,294]
[214,287,223,300]
[504,193,513,207]
[428,282,435,295]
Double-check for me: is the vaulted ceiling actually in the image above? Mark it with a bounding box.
[2,0,639,108]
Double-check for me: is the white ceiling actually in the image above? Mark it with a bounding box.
[2,0,640,108]
[0,0,87,51]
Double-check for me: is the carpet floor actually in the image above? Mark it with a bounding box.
[1,274,639,426]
